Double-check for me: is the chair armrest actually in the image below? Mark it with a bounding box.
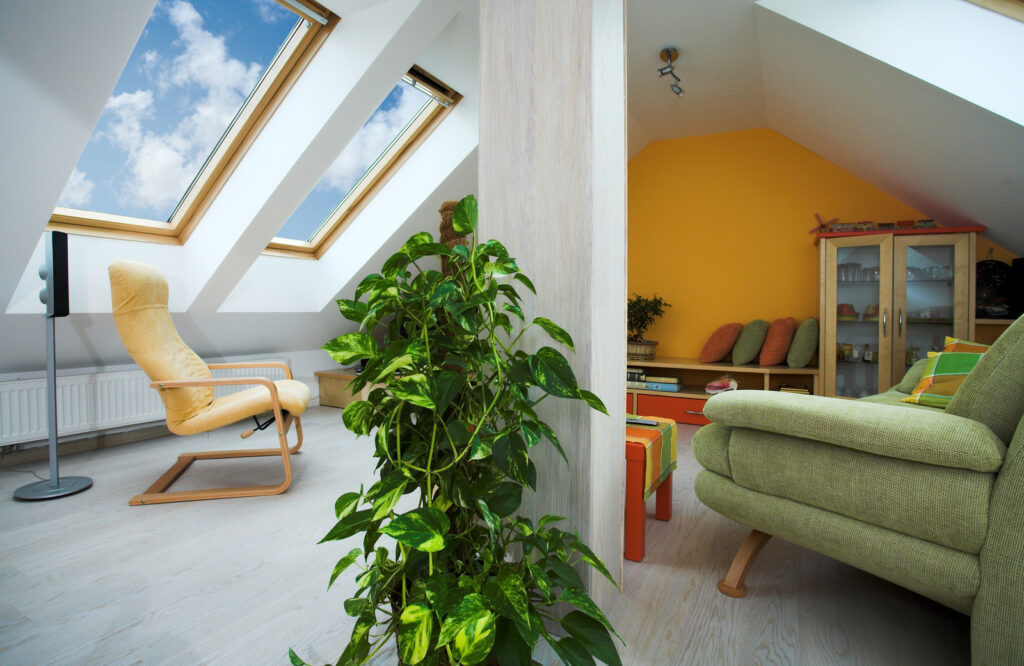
[704,390,1006,472]
[150,377,283,413]
[207,361,293,380]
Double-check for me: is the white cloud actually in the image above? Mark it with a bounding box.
[252,0,290,23]
[319,85,429,197]
[100,0,267,216]
[57,168,95,208]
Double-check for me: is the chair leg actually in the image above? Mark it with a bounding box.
[718,529,772,598]
[129,414,304,506]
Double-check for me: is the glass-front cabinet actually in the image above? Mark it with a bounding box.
[820,232,975,398]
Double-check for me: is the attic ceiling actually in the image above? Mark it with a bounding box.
[0,0,1022,374]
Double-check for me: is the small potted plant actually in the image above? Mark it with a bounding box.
[292,195,622,666]
[627,293,670,360]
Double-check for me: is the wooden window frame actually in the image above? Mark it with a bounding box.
[963,0,1024,21]
[47,3,337,245]
[265,66,462,260]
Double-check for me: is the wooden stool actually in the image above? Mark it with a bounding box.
[624,440,673,562]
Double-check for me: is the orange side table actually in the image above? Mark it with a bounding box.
[624,440,673,563]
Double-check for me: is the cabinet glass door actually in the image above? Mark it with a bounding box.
[823,236,893,397]
[893,235,971,385]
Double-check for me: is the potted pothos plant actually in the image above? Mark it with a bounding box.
[626,293,670,360]
[291,195,622,666]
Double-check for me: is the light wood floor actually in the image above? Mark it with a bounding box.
[0,410,969,665]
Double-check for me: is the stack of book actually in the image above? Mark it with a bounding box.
[627,373,682,393]
[779,384,811,395]
[627,366,646,382]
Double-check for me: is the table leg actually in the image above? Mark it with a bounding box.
[625,441,646,562]
[655,471,672,521]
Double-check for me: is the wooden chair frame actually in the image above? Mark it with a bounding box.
[130,362,304,506]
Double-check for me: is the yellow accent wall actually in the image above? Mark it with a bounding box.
[628,128,926,358]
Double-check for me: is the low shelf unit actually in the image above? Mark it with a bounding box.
[626,357,821,425]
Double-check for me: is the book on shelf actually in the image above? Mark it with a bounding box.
[779,383,810,394]
[627,380,682,392]
[626,367,646,382]
[643,375,678,384]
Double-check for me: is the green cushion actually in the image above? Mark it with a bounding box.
[902,351,984,408]
[703,390,1006,472]
[692,423,732,478]
[731,319,768,365]
[858,387,938,411]
[727,428,993,553]
[786,317,818,368]
[897,357,931,393]
[694,470,980,614]
[947,315,1024,443]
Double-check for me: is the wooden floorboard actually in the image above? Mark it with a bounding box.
[0,411,970,664]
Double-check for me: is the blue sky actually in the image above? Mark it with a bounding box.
[57,0,432,243]
[59,0,297,221]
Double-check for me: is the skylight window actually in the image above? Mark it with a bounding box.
[267,67,460,257]
[49,0,333,242]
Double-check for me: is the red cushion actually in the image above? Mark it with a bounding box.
[759,317,797,366]
[699,323,743,363]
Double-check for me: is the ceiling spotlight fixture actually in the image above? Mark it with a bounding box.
[658,47,684,97]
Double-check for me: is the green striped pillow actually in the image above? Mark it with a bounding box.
[901,351,984,408]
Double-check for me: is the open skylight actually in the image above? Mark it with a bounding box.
[268,67,460,256]
[49,0,333,242]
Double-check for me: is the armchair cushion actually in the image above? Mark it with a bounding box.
[170,379,311,436]
[703,390,1005,472]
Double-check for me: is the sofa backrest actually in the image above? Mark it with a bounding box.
[947,315,1024,444]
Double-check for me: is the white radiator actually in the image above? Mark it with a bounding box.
[0,360,287,446]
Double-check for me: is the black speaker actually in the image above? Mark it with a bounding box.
[1013,258,1024,319]
[38,230,69,318]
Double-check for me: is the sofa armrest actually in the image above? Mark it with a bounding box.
[704,390,1006,472]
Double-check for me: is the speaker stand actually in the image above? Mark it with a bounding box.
[14,316,91,500]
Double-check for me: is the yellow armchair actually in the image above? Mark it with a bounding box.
[108,260,310,505]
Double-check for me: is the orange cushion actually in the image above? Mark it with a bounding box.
[759,317,797,366]
[699,323,743,363]
[943,335,991,353]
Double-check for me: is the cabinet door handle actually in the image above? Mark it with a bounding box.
[882,308,888,337]
[684,410,704,416]
[898,309,903,336]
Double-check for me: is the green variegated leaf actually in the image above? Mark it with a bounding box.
[431,370,466,413]
[550,635,596,666]
[390,374,436,409]
[520,422,540,448]
[496,565,530,625]
[288,648,311,666]
[493,433,530,487]
[426,572,457,616]
[428,281,460,308]
[322,332,378,365]
[476,499,501,540]
[547,559,584,590]
[533,316,574,350]
[342,401,374,436]
[537,421,568,465]
[571,537,618,587]
[529,346,578,398]
[577,388,608,415]
[452,243,471,261]
[469,432,492,461]
[439,593,496,665]
[343,596,371,617]
[503,301,524,320]
[561,611,621,666]
[336,299,367,324]
[328,548,362,589]
[561,589,619,638]
[453,194,478,235]
[370,473,407,521]
[486,482,522,517]
[494,617,530,666]
[538,514,566,529]
[438,593,488,645]
[527,562,552,601]
[404,231,433,247]
[334,491,361,519]
[397,602,434,665]
[372,353,414,383]
[354,273,383,299]
[319,509,372,544]
[381,250,411,278]
[512,272,536,294]
[381,508,450,552]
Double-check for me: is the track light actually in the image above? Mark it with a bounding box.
[659,47,684,97]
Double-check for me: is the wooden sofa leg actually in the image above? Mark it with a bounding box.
[718,529,772,598]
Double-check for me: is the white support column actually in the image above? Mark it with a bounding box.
[478,0,627,606]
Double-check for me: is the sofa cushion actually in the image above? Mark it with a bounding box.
[947,315,1024,444]
[786,317,818,368]
[699,323,742,363]
[727,428,994,553]
[704,390,1006,472]
[694,471,980,614]
[902,351,985,408]
[944,335,991,353]
[691,423,732,478]
[897,357,931,393]
[759,317,796,367]
[731,319,768,365]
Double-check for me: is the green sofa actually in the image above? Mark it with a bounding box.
[692,316,1024,665]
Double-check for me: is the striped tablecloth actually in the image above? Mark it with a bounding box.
[626,415,678,501]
